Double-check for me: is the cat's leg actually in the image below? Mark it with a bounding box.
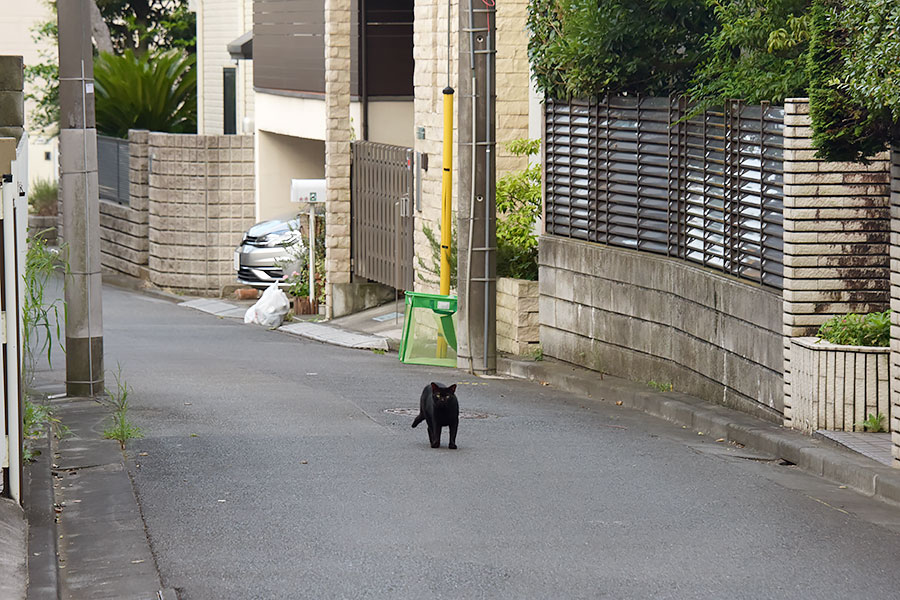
[430,423,441,448]
[448,420,458,449]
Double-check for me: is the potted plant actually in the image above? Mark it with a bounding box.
[789,310,891,432]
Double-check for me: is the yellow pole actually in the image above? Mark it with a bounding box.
[437,86,454,359]
[440,86,454,296]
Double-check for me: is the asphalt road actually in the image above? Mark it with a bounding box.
[98,284,900,599]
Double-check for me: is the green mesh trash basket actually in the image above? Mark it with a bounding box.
[399,292,458,368]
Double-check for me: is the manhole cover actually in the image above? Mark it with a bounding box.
[384,408,496,419]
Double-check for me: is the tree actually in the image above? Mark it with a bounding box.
[93,49,196,138]
[24,0,195,137]
[527,0,714,99]
[808,0,900,161]
[689,0,812,109]
[96,0,196,55]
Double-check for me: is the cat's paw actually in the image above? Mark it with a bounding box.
[448,443,457,449]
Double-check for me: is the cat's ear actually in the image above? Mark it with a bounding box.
[431,382,440,394]
[448,384,456,394]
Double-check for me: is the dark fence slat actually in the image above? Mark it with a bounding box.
[544,96,784,290]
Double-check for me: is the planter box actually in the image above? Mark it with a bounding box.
[496,277,539,355]
[790,337,890,432]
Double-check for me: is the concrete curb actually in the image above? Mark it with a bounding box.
[498,356,900,509]
[0,497,26,600]
[24,426,59,600]
[50,396,171,599]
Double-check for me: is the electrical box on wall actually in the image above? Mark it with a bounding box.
[290,179,326,203]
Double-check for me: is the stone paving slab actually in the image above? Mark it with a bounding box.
[179,298,245,318]
[816,431,892,466]
[278,321,390,351]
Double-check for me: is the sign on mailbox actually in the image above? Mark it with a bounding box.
[290,178,326,204]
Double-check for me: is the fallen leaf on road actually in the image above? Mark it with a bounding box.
[218,499,226,503]
[716,438,725,443]
[138,452,149,456]
[540,381,550,386]
[615,401,623,406]
[190,433,198,437]
[697,432,704,436]
[131,559,144,564]
[300,460,308,465]
[184,402,192,406]
[839,485,847,489]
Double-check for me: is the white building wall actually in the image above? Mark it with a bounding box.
[196,0,254,135]
[0,0,58,187]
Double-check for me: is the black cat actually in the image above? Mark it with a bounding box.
[411,382,459,449]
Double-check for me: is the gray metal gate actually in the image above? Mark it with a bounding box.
[351,141,414,291]
[97,134,130,205]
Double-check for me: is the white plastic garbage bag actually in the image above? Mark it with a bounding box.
[244,283,290,328]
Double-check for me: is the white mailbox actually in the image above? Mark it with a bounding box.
[290,178,326,204]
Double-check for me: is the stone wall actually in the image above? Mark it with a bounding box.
[782,99,891,428]
[147,133,255,295]
[891,146,900,466]
[496,277,539,356]
[99,129,149,278]
[539,237,784,423]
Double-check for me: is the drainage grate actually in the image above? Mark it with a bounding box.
[384,408,496,419]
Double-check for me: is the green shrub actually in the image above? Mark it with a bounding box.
[496,139,541,281]
[527,0,713,99]
[689,0,812,109]
[94,49,196,138]
[28,178,58,216]
[816,310,890,347]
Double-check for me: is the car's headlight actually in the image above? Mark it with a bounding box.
[259,230,300,247]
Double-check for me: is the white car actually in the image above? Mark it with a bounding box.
[234,216,305,288]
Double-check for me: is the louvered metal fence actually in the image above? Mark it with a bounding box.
[97,134,130,205]
[351,141,415,291]
[544,96,784,289]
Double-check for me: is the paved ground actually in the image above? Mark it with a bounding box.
[83,284,900,599]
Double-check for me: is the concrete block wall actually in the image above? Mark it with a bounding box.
[147,133,255,295]
[539,236,784,423]
[412,0,530,293]
[496,277,539,355]
[98,129,149,278]
[782,99,891,428]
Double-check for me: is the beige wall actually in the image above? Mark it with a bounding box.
[0,0,58,187]
[196,0,254,135]
[367,101,414,147]
[256,130,325,221]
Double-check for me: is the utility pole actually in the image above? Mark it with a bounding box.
[457,0,496,375]
[58,0,104,396]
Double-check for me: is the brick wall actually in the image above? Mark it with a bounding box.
[782,99,891,428]
[147,133,255,295]
[891,146,900,466]
[497,277,539,355]
[324,0,352,318]
[99,129,149,278]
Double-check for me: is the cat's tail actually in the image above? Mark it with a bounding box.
[411,413,424,428]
